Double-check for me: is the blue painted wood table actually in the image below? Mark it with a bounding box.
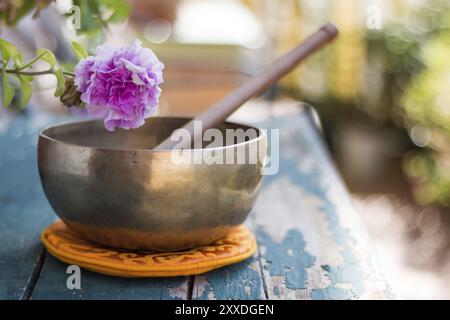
[0,106,394,300]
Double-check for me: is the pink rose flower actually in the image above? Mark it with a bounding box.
[74,40,164,131]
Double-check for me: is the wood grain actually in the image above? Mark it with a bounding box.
[0,115,56,299]
[250,108,394,299]
[155,23,338,150]
[32,253,190,300]
[0,105,394,299]
[191,220,266,300]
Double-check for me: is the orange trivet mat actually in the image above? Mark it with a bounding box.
[41,221,256,277]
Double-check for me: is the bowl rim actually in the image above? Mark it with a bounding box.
[39,116,266,153]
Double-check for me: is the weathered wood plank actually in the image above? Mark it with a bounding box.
[1,106,394,300]
[252,107,394,299]
[191,220,266,300]
[28,114,191,300]
[0,113,190,300]
[191,257,266,300]
[191,105,394,300]
[0,114,56,299]
[32,253,189,300]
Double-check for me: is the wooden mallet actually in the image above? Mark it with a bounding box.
[155,22,339,150]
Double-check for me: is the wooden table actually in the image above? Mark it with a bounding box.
[0,105,394,300]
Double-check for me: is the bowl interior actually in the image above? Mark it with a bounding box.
[41,117,262,151]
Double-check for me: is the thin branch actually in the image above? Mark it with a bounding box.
[4,68,75,77]
[17,51,48,71]
[5,68,53,76]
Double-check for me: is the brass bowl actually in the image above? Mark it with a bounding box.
[38,117,266,251]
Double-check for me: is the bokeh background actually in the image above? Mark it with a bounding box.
[1,0,450,299]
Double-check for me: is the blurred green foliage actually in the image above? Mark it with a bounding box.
[403,32,450,133]
[401,6,450,207]
[0,0,130,32]
[0,0,52,26]
[362,1,450,207]
[282,0,450,207]
[70,0,130,36]
[0,0,131,110]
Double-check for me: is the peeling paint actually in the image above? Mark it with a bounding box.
[281,130,365,299]
[257,228,314,290]
[166,280,189,300]
[254,117,393,300]
[2,113,394,300]
[192,258,264,300]
[273,286,280,296]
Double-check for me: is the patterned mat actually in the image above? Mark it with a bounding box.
[42,221,256,277]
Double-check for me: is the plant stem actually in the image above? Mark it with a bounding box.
[4,68,75,77]
[17,51,47,71]
[6,68,52,76]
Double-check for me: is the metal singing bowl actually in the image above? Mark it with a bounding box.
[38,117,266,251]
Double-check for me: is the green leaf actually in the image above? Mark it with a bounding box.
[22,74,33,81]
[60,61,76,71]
[2,69,14,107]
[54,68,65,97]
[102,0,131,23]
[0,38,19,62]
[73,0,104,36]
[18,76,32,108]
[36,49,57,67]
[71,41,88,60]
[13,52,23,68]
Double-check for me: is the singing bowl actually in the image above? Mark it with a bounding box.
[38,117,266,251]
